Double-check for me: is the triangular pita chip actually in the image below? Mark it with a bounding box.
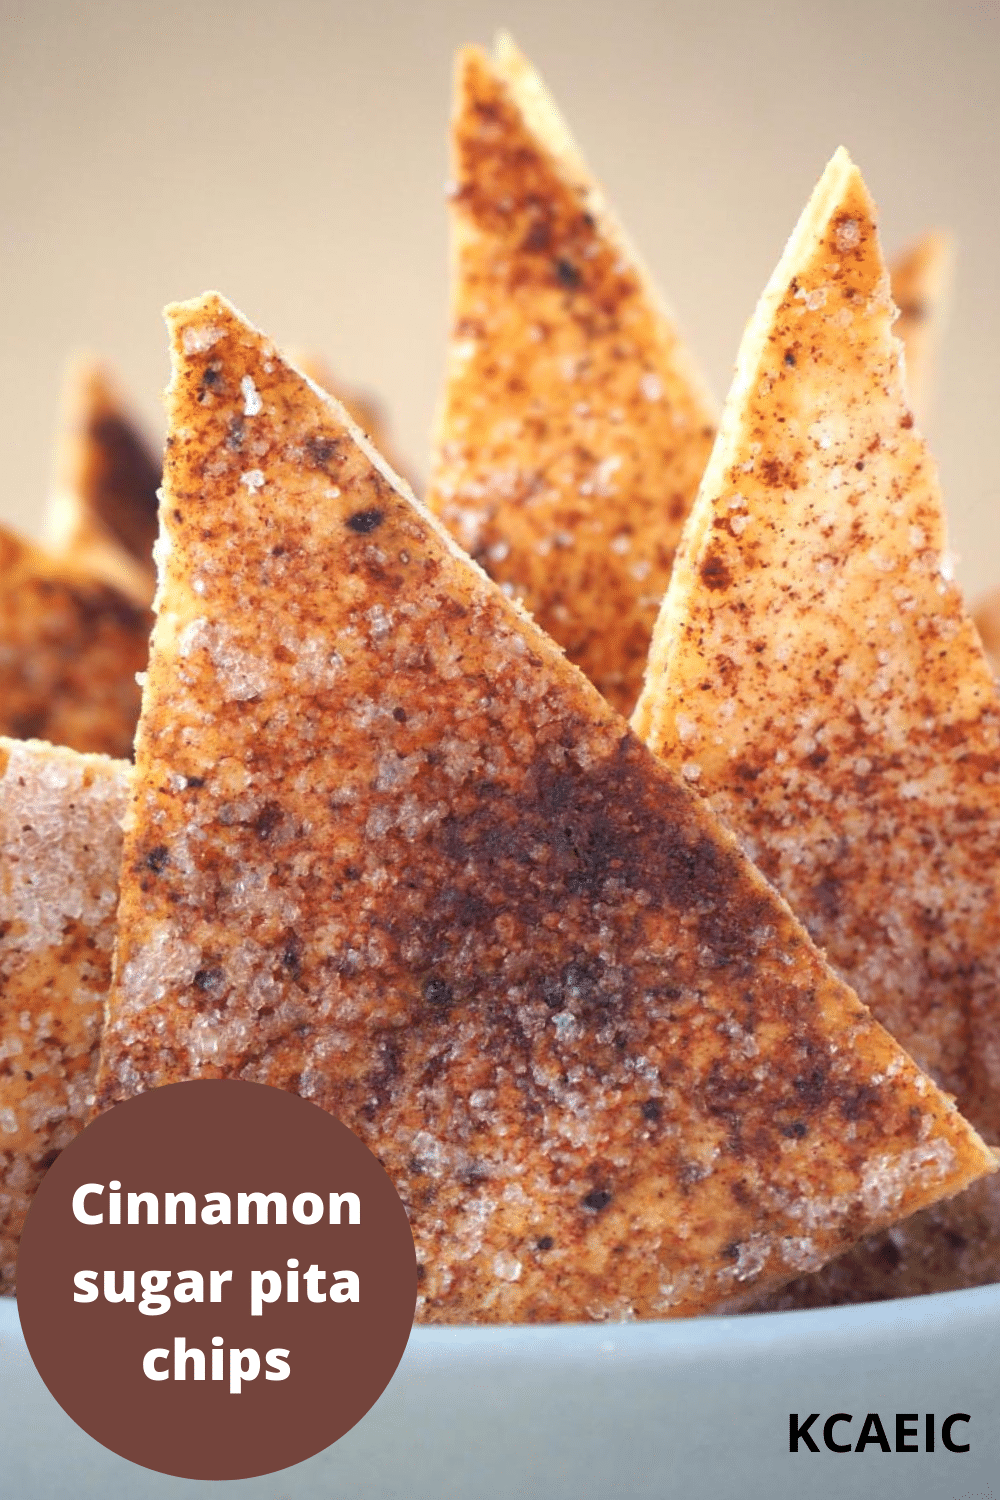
[635,148,1000,1300]
[426,35,716,716]
[0,738,128,1293]
[94,293,992,1323]
[889,230,953,425]
[45,357,160,605]
[0,525,150,757]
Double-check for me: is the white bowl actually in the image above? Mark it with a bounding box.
[2,1287,999,1498]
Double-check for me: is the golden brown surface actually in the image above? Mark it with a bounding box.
[635,149,1000,1302]
[93,291,992,1323]
[888,231,953,426]
[0,525,151,756]
[0,739,128,1293]
[426,36,716,716]
[45,357,161,605]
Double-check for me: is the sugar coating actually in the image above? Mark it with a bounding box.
[635,151,1000,1305]
[426,40,716,717]
[93,294,993,1324]
[0,739,128,1293]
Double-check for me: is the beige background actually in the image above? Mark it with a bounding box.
[1,0,998,595]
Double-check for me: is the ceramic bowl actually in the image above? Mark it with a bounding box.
[2,1285,998,1498]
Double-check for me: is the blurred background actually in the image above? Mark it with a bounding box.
[1,0,998,594]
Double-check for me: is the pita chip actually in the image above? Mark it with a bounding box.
[426,35,716,716]
[0,739,128,1294]
[0,525,150,757]
[889,231,953,425]
[635,149,1000,1300]
[45,357,161,605]
[94,292,991,1323]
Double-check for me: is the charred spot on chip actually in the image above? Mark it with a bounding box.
[392,706,407,723]
[783,350,797,367]
[144,844,169,874]
[640,1099,662,1123]
[700,552,732,592]
[199,364,223,400]
[281,932,303,977]
[305,434,344,471]
[254,802,282,840]
[346,508,385,535]
[554,257,580,288]
[721,1241,740,1262]
[423,976,454,1007]
[781,1120,808,1139]
[225,417,245,451]
[193,967,224,992]
[536,1235,555,1251]
[582,1187,612,1213]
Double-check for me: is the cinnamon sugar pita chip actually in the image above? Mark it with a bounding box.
[45,357,160,605]
[426,35,716,715]
[93,292,992,1323]
[0,738,128,1294]
[0,526,150,757]
[635,148,1000,1301]
[889,230,953,425]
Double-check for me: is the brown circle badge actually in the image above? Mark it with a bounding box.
[17,1080,417,1480]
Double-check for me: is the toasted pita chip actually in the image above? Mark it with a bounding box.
[45,357,160,605]
[0,739,128,1293]
[635,149,1000,1301]
[889,231,953,425]
[0,526,150,757]
[92,292,992,1323]
[425,36,716,716]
